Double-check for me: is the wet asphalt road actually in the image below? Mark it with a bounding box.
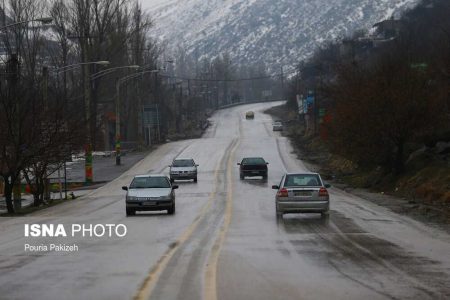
[0,102,449,300]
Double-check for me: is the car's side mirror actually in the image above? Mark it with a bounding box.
[122,186,128,191]
[266,162,269,165]
[237,162,241,165]
[196,164,199,167]
[272,185,279,190]
[324,183,331,188]
[172,185,179,189]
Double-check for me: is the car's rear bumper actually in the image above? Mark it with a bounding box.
[242,170,267,176]
[276,200,329,213]
[170,173,196,180]
[126,200,173,211]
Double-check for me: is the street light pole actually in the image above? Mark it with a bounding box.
[89,65,141,153]
[115,81,121,165]
[55,61,110,73]
[0,17,53,31]
[90,65,140,80]
[115,69,159,165]
[53,61,110,184]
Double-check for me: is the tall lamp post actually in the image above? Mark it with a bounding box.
[90,65,140,154]
[115,69,159,165]
[53,61,110,185]
[0,17,53,31]
[55,61,110,73]
[90,65,140,80]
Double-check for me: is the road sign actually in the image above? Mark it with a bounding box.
[143,105,160,126]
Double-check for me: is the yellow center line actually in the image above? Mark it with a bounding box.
[133,138,238,300]
[133,161,221,300]
[204,139,240,300]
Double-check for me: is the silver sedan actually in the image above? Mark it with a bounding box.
[272,172,330,217]
[122,174,178,216]
[169,158,199,182]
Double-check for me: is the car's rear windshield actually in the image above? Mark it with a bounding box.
[242,157,266,165]
[284,174,322,187]
[130,177,171,188]
[172,159,195,167]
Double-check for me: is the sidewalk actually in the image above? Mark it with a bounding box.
[56,150,151,183]
[0,150,151,214]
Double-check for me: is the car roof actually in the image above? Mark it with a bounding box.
[133,174,168,178]
[173,158,194,160]
[284,172,320,176]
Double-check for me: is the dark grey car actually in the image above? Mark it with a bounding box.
[122,174,178,216]
[272,172,330,218]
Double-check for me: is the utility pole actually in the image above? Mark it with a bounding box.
[42,66,48,109]
[188,79,191,97]
[82,32,93,184]
[137,78,143,149]
[115,69,159,163]
[280,66,284,100]
[115,78,122,165]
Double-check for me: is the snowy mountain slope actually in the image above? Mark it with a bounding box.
[147,0,420,69]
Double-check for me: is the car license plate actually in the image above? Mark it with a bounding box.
[294,191,312,196]
[252,171,259,174]
[143,201,156,206]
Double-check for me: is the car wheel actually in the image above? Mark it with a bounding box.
[194,176,198,182]
[263,173,268,180]
[170,177,174,183]
[126,208,135,216]
[240,173,244,180]
[168,203,175,215]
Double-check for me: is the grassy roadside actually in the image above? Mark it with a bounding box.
[265,104,450,222]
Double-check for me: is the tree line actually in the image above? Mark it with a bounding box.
[287,0,449,175]
[0,0,165,213]
[0,0,281,213]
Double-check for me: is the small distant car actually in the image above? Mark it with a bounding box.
[245,111,254,119]
[123,174,178,216]
[238,157,268,179]
[272,172,330,218]
[272,121,283,131]
[169,158,198,182]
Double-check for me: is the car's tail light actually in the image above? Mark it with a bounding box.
[277,188,289,197]
[319,187,329,197]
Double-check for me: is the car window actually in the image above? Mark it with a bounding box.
[130,177,171,188]
[283,174,322,187]
[242,157,266,165]
[172,159,195,167]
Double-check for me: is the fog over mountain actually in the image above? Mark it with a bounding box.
[145,0,420,69]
